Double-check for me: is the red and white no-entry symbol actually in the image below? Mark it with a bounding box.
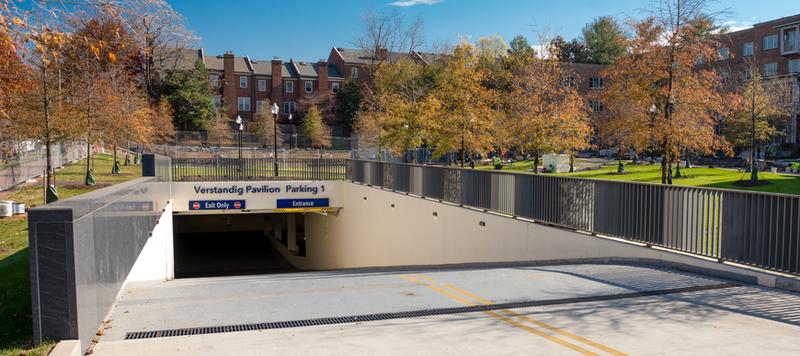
[192,202,200,210]
[233,201,242,209]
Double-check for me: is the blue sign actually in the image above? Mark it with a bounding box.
[189,200,246,210]
[276,198,329,209]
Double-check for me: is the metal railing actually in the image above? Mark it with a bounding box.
[347,160,800,276]
[172,157,347,181]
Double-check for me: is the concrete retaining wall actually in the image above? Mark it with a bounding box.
[274,182,798,291]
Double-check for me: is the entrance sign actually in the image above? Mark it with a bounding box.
[189,200,246,211]
[276,198,329,208]
[171,180,342,213]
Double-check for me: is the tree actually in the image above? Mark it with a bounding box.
[206,113,231,150]
[581,16,628,65]
[163,60,216,130]
[151,96,176,144]
[725,69,794,182]
[252,107,277,149]
[501,42,592,173]
[602,1,732,184]
[508,35,535,58]
[549,36,590,63]
[430,43,498,164]
[359,59,440,161]
[334,79,361,137]
[302,106,331,149]
[353,10,425,81]
[116,0,198,101]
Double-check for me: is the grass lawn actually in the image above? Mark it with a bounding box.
[477,160,800,195]
[0,152,141,356]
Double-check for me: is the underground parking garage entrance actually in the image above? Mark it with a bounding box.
[172,212,309,278]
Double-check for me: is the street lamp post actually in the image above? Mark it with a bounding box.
[271,103,280,177]
[235,115,243,174]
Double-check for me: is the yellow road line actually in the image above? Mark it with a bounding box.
[445,284,627,356]
[400,275,602,356]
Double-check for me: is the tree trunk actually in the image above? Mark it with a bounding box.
[42,66,53,204]
[533,149,540,174]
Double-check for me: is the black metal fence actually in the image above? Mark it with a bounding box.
[347,160,800,276]
[172,157,347,181]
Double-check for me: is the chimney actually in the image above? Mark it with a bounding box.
[376,48,389,60]
[223,52,236,118]
[317,60,329,95]
[271,57,283,108]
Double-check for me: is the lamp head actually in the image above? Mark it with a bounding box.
[235,115,242,124]
[271,102,279,115]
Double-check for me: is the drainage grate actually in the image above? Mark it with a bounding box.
[125,282,736,340]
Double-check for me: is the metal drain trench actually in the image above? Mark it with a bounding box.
[124,282,737,340]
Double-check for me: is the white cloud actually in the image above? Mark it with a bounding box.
[388,0,443,7]
[720,20,754,33]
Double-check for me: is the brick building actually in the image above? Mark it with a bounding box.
[706,14,800,146]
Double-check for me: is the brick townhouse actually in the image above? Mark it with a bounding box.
[178,46,609,131]
[705,14,800,146]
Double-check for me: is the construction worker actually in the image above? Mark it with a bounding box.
[493,155,502,170]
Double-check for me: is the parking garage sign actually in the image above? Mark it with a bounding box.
[189,200,246,211]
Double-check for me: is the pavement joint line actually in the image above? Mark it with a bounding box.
[122,281,739,341]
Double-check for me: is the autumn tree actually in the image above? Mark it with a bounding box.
[501,40,592,173]
[602,0,732,184]
[359,59,440,162]
[251,106,279,150]
[431,43,497,165]
[725,69,794,182]
[302,106,331,150]
[206,113,231,150]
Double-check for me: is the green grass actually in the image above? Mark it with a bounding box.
[478,160,800,195]
[0,152,140,355]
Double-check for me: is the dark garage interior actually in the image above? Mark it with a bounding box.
[172,213,298,278]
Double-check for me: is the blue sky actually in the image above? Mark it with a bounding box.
[168,0,799,61]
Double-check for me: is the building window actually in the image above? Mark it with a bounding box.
[285,81,294,93]
[332,82,340,93]
[239,76,247,88]
[742,42,753,56]
[351,67,358,78]
[763,62,778,77]
[790,59,800,73]
[561,75,575,87]
[213,95,222,108]
[718,47,730,60]
[210,74,219,87]
[256,100,266,113]
[283,101,295,114]
[739,68,753,82]
[719,69,730,84]
[588,100,604,112]
[693,55,704,65]
[589,77,604,89]
[258,79,267,92]
[305,81,313,93]
[782,27,798,53]
[237,97,251,112]
[763,34,778,50]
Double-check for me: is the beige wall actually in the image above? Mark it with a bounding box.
[271,182,795,290]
